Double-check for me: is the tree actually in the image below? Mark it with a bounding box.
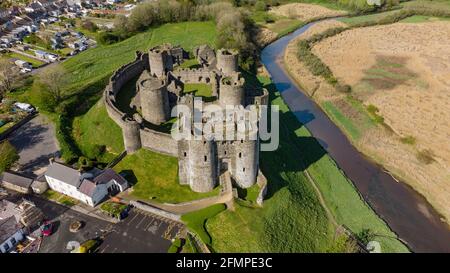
[38,65,69,104]
[0,140,19,173]
[0,59,20,99]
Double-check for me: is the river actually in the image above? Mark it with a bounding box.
[260,21,450,252]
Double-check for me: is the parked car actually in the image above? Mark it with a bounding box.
[14,102,35,113]
[20,68,32,74]
[41,221,53,237]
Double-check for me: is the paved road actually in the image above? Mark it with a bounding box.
[8,115,60,176]
[98,209,183,253]
[3,193,112,253]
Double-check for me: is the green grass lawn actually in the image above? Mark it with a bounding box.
[322,101,361,141]
[41,189,78,207]
[183,83,214,99]
[72,101,124,162]
[63,21,217,94]
[3,52,45,68]
[205,76,408,253]
[0,121,14,134]
[177,58,201,69]
[113,149,220,204]
[181,204,226,246]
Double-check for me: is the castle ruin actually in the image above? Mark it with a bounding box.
[104,44,268,193]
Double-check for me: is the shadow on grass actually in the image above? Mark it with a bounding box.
[119,169,138,186]
[257,79,328,201]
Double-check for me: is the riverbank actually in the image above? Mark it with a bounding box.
[272,15,450,252]
[283,16,450,223]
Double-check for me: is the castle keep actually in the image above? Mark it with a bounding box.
[104,44,268,193]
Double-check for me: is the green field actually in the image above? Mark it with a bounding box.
[205,76,408,253]
[62,21,217,94]
[72,101,124,162]
[181,204,227,246]
[31,21,218,162]
[113,149,220,204]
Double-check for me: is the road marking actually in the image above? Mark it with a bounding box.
[127,213,139,226]
[135,215,147,229]
[145,217,155,230]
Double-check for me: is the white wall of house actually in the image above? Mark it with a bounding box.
[45,176,109,207]
[0,230,24,253]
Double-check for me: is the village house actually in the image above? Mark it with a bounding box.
[0,199,44,253]
[44,162,129,207]
[0,171,34,194]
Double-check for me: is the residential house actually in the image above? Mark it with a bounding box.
[44,162,128,207]
[0,217,24,253]
[0,199,45,229]
[0,171,34,194]
[0,199,45,252]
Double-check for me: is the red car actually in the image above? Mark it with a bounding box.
[41,221,53,237]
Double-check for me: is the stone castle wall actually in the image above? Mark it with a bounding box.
[104,52,176,155]
[104,47,266,193]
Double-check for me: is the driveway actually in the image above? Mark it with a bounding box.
[98,209,184,253]
[8,115,60,176]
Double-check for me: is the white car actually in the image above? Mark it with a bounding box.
[20,68,32,74]
[14,102,35,112]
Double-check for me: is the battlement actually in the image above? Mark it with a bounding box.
[104,44,263,193]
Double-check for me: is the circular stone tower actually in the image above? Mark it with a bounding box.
[233,137,259,189]
[216,49,238,75]
[138,76,170,125]
[122,117,141,153]
[219,73,245,107]
[149,46,173,78]
[188,139,218,193]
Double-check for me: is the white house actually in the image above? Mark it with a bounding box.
[0,217,24,253]
[44,162,128,207]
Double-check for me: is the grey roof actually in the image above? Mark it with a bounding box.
[1,171,33,189]
[0,200,20,223]
[78,179,96,197]
[45,162,82,187]
[0,216,21,244]
[94,168,128,188]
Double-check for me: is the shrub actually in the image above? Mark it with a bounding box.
[0,140,19,173]
[417,149,435,165]
[367,104,384,124]
[254,1,267,12]
[82,20,98,33]
[400,136,416,145]
[98,32,120,45]
[335,83,352,93]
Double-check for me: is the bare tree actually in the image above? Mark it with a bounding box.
[0,59,19,98]
[38,65,69,103]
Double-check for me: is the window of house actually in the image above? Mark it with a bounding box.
[10,238,16,246]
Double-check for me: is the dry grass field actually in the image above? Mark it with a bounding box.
[269,3,347,21]
[285,19,450,221]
